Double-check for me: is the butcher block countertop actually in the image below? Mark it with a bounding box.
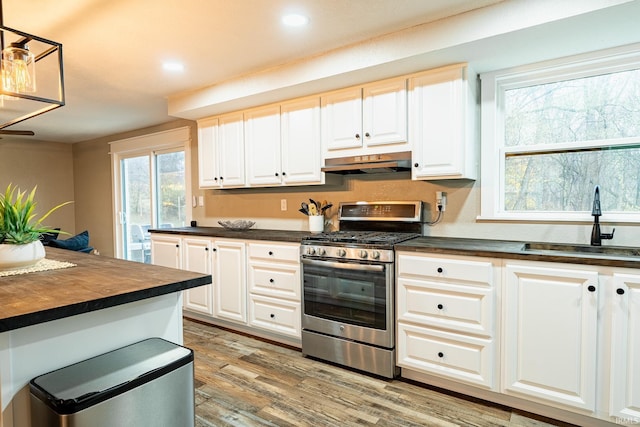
[0,247,211,333]
[396,236,640,269]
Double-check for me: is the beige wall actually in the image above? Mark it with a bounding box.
[0,139,76,237]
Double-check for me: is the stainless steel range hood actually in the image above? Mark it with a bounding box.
[321,151,412,174]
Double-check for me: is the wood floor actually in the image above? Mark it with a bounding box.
[184,319,574,427]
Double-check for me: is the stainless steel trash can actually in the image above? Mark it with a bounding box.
[30,337,195,427]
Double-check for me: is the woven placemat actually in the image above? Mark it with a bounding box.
[0,258,76,277]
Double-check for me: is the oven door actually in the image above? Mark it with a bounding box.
[301,257,394,348]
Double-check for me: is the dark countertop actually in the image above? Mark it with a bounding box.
[150,226,310,243]
[396,236,640,269]
[0,247,211,332]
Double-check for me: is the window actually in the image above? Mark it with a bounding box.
[481,44,640,222]
[110,127,191,262]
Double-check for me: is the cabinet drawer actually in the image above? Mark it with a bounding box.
[248,262,301,301]
[397,322,495,389]
[397,253,493,286]
[249,295,301,338]
[397,278,494,337]
[248,242,300,262]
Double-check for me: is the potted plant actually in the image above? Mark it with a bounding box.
[0,184,72,270]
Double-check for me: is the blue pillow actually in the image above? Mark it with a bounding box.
[49,230,89,251]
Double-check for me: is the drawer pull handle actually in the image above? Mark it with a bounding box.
[437,267,443,274]
[588,285,596,292]
[617,288,625,295]
[437,304,443,310]
[270,313,275,319]
[437,352,444,358]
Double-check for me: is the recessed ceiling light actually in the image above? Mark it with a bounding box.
[163,62,184,72]
[281,13,309,27]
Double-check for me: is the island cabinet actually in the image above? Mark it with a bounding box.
[197,112,246,189]
[409,63,477,180]
[396,252,500,389]
[609,271,640,420]
[503,261,599,413]
[247,241,301,338]
[321,76,408,157]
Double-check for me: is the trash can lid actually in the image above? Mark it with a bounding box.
[30,337,193,414]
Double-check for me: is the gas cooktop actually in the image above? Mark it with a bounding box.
[302,231,420,245]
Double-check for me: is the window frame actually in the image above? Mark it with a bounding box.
[480,43,640,223]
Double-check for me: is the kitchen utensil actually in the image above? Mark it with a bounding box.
[301,202,309,215]
[308,204,318,216]
[320,203,333,213]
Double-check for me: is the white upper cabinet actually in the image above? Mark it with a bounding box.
[197,112,246,189]
[410,64,477,180]
[322,77,408,158]
[245,104,282,186]
[280,96,323,185]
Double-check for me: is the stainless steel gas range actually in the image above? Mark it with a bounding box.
[300,201,423,378]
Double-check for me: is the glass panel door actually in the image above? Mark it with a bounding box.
[156,150,186,230]
[121,155,152,263]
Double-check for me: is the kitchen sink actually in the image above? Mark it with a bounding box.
[523,242,640,257]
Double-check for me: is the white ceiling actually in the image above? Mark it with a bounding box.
[2,0,639,143]
[1,0,503,143]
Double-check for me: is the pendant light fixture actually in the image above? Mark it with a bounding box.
[0,0,64,133]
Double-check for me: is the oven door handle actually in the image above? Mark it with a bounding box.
[301,258,385,272]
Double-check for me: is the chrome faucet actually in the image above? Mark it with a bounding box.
[590,185,615,246]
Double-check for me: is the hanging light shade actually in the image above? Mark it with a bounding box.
[0,0,64,132]
[2,41,36,93]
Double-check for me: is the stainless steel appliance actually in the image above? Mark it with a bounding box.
[301,201,422,378]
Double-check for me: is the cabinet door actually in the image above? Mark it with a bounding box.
[362,77,407,147]
[503,262,598,412]
[150,235,181,269]
[217,112,246,187]
[245,105,282,186]
[281,96,323,185]
[197,117,220,188]
[410,65,475,180]
[182,237,214,315]
[214,239,247,323]
[321,87,363,151]
[610,272,640,420]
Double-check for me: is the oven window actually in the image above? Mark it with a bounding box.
[303,262,388,329]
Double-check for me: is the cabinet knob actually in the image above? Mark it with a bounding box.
[212,248,217,252]
[175,244,179,248]
[219,176,224,181]
[355,133,360,139]
[437,267,443,274]
[617,288,625,295]
[437,352,444,358]
[205,247,209,251]
[275,172,279,177]
[214,177,218,181]
[588,285,596,292]
[270,313,275,319]
[268,251,274,256]
[437,304,443,310]
[282,171,286,176]
[365,132,370,138]
[269,278,274,283]
[414,163,419,168]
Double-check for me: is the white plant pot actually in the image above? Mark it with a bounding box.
[0,240,46,270]
[308,215,325,234]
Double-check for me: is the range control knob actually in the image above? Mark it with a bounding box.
[359,250,368,259]
[371,251,381,260]
[317,247,326,256]
[306,247,316,256]
[337,248,347,257]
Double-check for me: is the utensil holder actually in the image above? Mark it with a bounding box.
[308,215,324,234]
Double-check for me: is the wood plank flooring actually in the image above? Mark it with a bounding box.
[184,319,574,427]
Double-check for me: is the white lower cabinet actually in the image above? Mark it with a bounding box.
[247,241,301,338]
[609,271,640,420]
[396,252,499,389]
[214,239,247,323]
[182,237,214,316]
[503,261,598,412]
